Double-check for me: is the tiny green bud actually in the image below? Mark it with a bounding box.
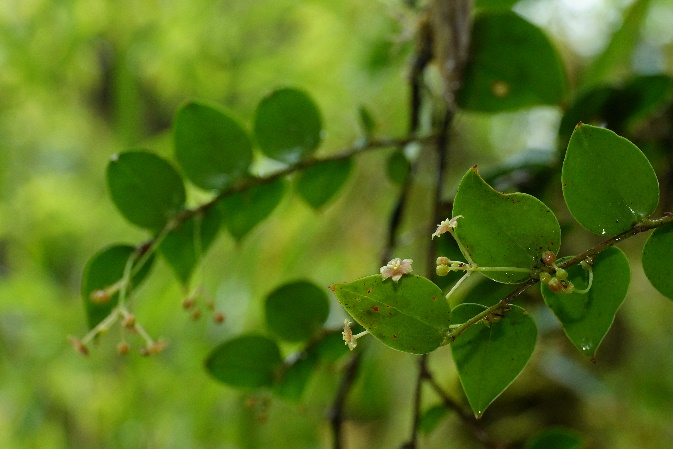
[555,267,568,280]
[580,260,591,270]
[436,264,450,277]
[539,272,552,284]
[542,251,556,266]
[436,256,450,265]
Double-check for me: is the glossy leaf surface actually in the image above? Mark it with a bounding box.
[81,244,154,329]
[219,178,285,241]
[330,274,450,354]
[541,247,630,358]
[159,207,222,285]
[451,303,537,418]
[205,335,282,388]
[254,88,322,164]
[107,151,186,230]
[296,159,352,209]
[452,167,560,283]
[642,224,673,300]
[458,11,565,112]
[174,101,252,191]
[265,281,330,342]
[562,124,659,236]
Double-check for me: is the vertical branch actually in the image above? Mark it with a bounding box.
[328,350,363,449]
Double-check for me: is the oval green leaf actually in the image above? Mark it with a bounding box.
[541,247,630,358]
[524,428,585,449]
[562,124,659,236]
[265,281,330,342]
[81,244,154,329]
[419,404,449,435]
[642,224,673,300]
[457,11,566,112]
[219,178,285,241]
[159,206,222,285]
[330,274,450,354]
[451,303,537,418]
[296,159,352,209]
[386,150,410,186]
[174,101,253,191]
[254,88,322,164]
[452,167,561,283]
[107,151,186,230]
[205,335,283,388]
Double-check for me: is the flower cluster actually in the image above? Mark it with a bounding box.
[431,215,463,239]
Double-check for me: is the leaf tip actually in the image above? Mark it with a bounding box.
[328,284,337,292]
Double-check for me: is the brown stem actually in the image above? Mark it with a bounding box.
[328,351,362,449]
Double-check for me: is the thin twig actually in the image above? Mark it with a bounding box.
[328,350,363,449]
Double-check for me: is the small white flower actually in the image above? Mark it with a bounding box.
[380,258,413,282]
[342,319,357,350]
[432,215,463,239]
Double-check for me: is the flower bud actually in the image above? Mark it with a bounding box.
[436,256,450,265]
[436,264,450,277]
[539,272,552,284]
[542,251,556,266]
[555,267,568,280]
[547,277,563,293]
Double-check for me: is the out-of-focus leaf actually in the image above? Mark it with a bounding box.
[580,0,652,90]
[451,303,537,418]
[562,124,659,236]
[265,281,330,342]
[419,404,449,435]
[107,151,186,230]
[358,105,376,138]
[541,247,630,358]
[205,335,282,388]
[159,206,222,285]
[330,274,450,354]
[274,352,318,402]
[219,178,285,241]
[81,244,154,329]
[642,224,673,301]
[452,167,561,283]
[458,11,566,112]
[174,101,253,191]
[386,150,410,186]
[254,88,322,164]
[296,159,352,209]
[524,427,585,449]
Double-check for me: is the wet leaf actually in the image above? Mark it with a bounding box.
[562,124,659,236]
[541,247,630,358]
[451,304,537,418]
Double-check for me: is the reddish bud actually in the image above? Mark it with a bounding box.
[213,312,225,324]
[122,315,136,329]
[182,298,195,309]
[547,277,563,293]
[117,342,129,355]
[191,309,201,320]
[542,251,556,266]
[68,336,89,356]
[90,289,110,304]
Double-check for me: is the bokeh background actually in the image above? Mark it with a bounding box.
[1,0,673,448]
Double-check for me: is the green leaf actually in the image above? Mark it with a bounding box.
[205,335,283,388]
[452,166,561,283]
[311,330,350,363]
[562,124,659,236]
[642,224,673,300]
[265,281,330,342]
[358,105,376,138]
[330,274,450,354]
[254,88,323,164]
[274,352,318,402]
[451,303,537,418]
[458,11,566,112]
[419,404,449,435]
[159,207,222,285]
[524,427,585,449]
[580,0,652,90]
[296,159,352,209]
[81,244,154,329]
[386,150,410,186]
[541,247,630,358]
[219,178,285,241]
[475,0,519,10]
[174,101,253,191]
[107,151,186,230]
[462,277,515,307]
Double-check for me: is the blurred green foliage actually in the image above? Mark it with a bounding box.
[1,0,673,448]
